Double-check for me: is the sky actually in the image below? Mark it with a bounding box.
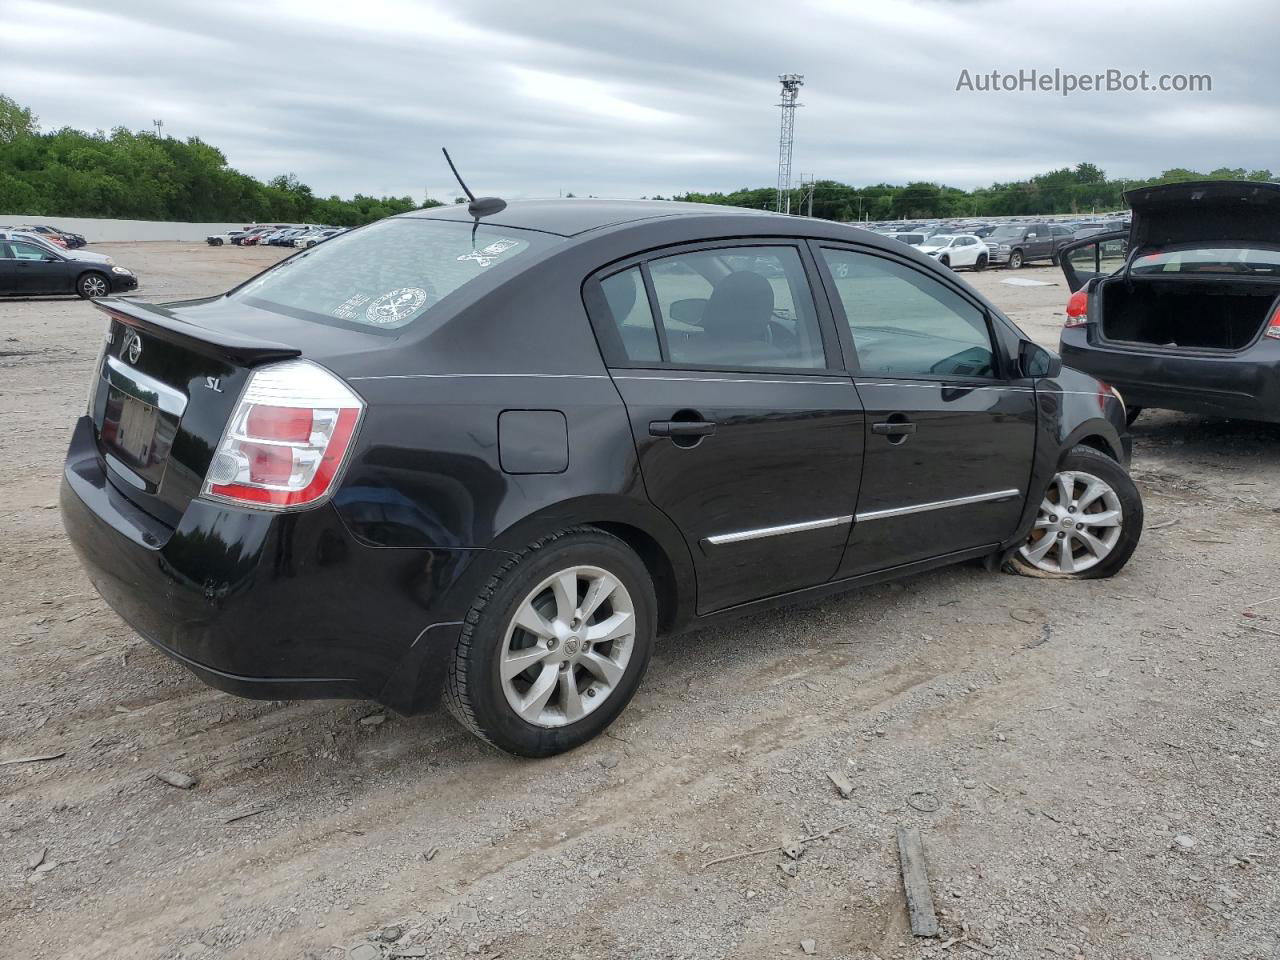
[1,0,1276,203]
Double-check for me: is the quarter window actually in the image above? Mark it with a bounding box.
[821,249,998,378]
[599,267,661,362]
[644,246,825,369]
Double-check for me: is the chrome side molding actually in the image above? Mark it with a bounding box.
[856,488,1021,523]
[706,515,853,546]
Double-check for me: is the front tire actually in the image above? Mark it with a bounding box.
[446,528,657,757]
[1125,406,1143,427]
[938,255,950,268]
[1008,250,1024,269]
[77,272,109,299]
[1007,445,1143,579]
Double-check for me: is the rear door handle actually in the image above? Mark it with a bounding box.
[650,420,716,438]
[872,421,916,436]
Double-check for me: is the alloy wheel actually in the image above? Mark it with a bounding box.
[83,275,108,297]
[1019,470,1123,574]
[500,565,636,728]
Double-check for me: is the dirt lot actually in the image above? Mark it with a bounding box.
[2,242,1277,960]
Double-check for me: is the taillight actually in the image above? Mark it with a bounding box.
[202,360,364,511]
[1064,290,1089,328]
[1265,302,1280,340]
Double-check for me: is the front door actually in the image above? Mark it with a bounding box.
[814,244,1038,576]
[585,241,865,614]
[1059,230,1129,291]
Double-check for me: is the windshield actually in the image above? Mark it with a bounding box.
[923,236,954,246]
[988,226,1023,239]
[1130,246,1280,277]
[231,218,555,331]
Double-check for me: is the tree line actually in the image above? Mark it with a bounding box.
[667,161,1277,221]
[3,94,1275,226]
[0,95,440,226]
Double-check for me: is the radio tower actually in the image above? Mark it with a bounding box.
[775,74,804,214]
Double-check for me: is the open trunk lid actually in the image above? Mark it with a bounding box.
[88,298,305,528]
[1124,180,1280,252]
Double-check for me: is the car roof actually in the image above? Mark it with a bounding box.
[398,198,777,237]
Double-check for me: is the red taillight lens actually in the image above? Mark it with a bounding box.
[202,360,364,511]
[1265,303,1280,340]
[1064,290,1089,327]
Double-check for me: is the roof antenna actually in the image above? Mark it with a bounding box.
[442,148,506,244]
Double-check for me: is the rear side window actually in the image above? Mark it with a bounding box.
[232,218,559,332]
[822,248,997,378]
[645,246,825,369]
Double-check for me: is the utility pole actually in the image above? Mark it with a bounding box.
[798,173,816,217]
[775,74,803,214]
[152,119,164,137]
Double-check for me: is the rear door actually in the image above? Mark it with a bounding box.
[813,243,1037,576]
[1059,230,1129,291]
[585,240,865,614]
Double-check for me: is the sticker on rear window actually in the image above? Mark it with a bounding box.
[333,293,370,321]
[457,238,521,267]
[365,287,429,325]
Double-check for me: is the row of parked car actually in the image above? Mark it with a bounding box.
[0,223,89,249]
[206,224,347,248]
[872,216,1130,270]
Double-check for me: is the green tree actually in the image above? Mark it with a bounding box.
[0,93,38,143]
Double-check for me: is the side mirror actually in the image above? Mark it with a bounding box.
[668,298,707,326]
[1019,340,1062,379]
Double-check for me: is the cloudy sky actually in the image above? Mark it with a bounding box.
[2,0,1275,202]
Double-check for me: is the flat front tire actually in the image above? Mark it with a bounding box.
[1007,445,1143,579]
[446,528,657,757]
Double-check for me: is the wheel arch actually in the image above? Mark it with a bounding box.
[1062,420,1124,464]
[486,494,698,635]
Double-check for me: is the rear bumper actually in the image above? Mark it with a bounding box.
[1061,327,1280,423]
[60,416,491,713]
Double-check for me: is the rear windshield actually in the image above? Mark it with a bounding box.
[1131,246,1280,277]
[231,218,556,331]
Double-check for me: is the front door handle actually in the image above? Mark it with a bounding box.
[872,421,916,436]
[650,420,716,438]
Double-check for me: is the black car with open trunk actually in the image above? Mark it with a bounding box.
[61,199,1142,756]
[1059,180,1280,424]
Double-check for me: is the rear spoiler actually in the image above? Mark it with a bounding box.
[96,298,301,366]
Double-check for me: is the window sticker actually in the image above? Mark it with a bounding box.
[333,293,370,321]
[365,287,430,326]
[457,237,521,267]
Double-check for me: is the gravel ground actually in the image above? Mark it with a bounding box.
[1,242,1277,960]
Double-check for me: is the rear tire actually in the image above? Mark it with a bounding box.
[1125,406,1143,427]
[77,272,109,299]
[1006,445,1143,580]
[446,528,657,757]
[1008,250,1024,269]
[972,255,987,271]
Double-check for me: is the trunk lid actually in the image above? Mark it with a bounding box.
[88,297,377,527]
[1124,180,1280,252]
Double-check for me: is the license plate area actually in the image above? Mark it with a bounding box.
[96,356,187,492]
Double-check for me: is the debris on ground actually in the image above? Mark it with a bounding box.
[826,770,855,799]
[153,770,197,789]
[800,938,817,954]
[897,826,940,937]
[359,713,387,727]
[0,751,65,766]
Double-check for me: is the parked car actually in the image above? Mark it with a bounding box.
[61,200,1141,757]
[19,224,87,248]
[983,222,1063,268]
[207,230,249,246]
[235,226,288,246]
[917,234,988,271]
[268,228,311,247]
[0,230,114,265]
[0,235,136,298]
[888,232,928,246]
[293,228,344,248]
[1058,180,1280,425]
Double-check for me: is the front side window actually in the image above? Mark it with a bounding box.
[822,248,998,378]
[643,245,825,369]
[11,241,51,261]
[231,218,559,332]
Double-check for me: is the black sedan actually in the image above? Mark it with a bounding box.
[0,236,136,298]
[61,200,1142,756]
[1059,180,1280,424]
